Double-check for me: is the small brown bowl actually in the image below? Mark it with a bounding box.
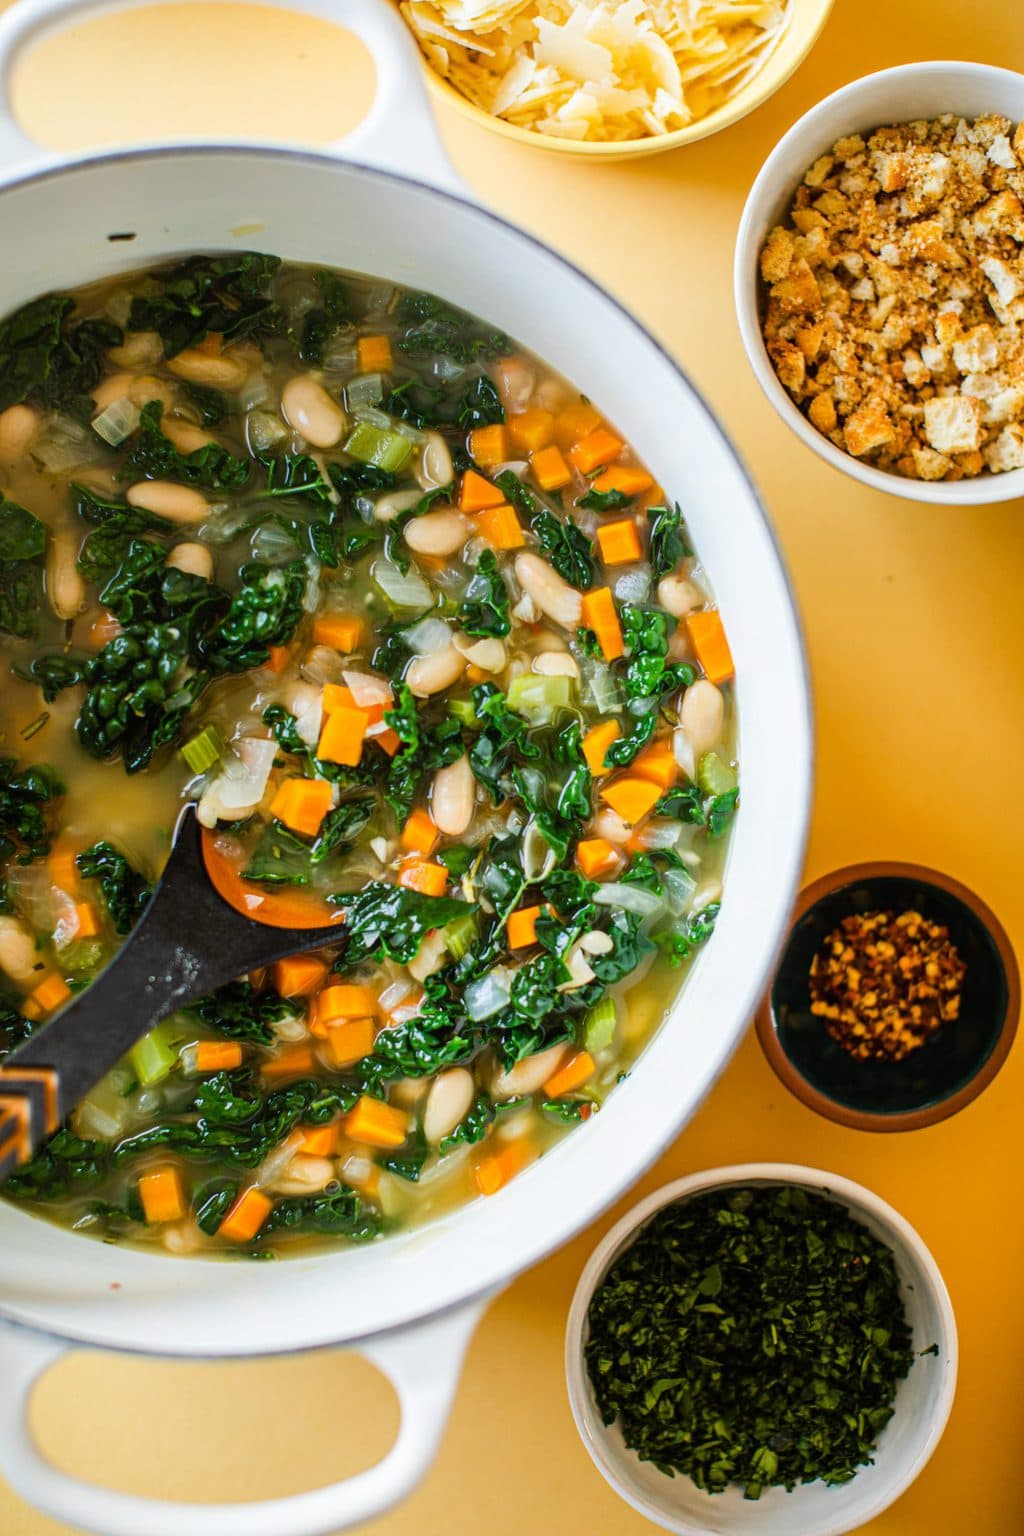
[757,862,1020,1131]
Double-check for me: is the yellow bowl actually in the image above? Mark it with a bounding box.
[410,0,836,160]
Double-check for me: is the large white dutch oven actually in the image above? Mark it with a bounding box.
[0,3,812,1533]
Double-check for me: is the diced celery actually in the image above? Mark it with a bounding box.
[180,724,226,775]
[448,699,481,729]
[443,911,478,961]
[344,421,413,474]
[507,673,572,720]
[129,1020,185,1088]
[583,996,617,1053]
[371,557,433,615]
[697,752,737,796]
[58,937,105,976]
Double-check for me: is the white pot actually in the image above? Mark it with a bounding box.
[0,3,812,1534]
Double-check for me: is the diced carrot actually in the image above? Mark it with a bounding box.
[474,1139,529,1196]
[357,335,393,373]
[195,1040,244,1072]
[138,1166,186,1224]
[601,776,662,826]
[317,705,369,767]
[686,609,735,685]
[476,503,524,550]
[326,1016,376,1069]
[29,973,72,1014]
[398,860,448,897]
[580,587,624,661]
[570,427,624,475]
[269,778,334,837]
[459,469,505,512]
[530,444,572,492]
[296,1122,341,1157]
[639,483,665,512]
[374,727,401,756]
[596,518,643,566]
[48,841,81,895]
[591,464,654,497]
[632,740,678,791]
[576,838,621,880]
[544,1050,596,1099]
[196,333,223,356]
[507,407,554,453]
[318,984,378,1023]
[220,1186,273,1243]
[312,613,363,652]
[507,905,542,949]
[271,954,328,998]
[469,424,509,467]
[401,807,439,857]
[582,720,621,777]
[553,400,602,448]
[322,682,355,713]
[346,1095,409,1150]
[261,1044,316,1081]
[87,609,122,648]
[264,645,291,674]
[72,901,102,939]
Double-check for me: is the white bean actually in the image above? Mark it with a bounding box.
[514,553,582,628]
[454,633,506,672]
[373,488,423,524]
[126,480,209,523]
[594,808,631,846]
[107,330,163,369]
[404,509,468,558]
[166,541,213,581]
[128,373,178,410]
[163,1221,203,1255]
[90,371,134,410]
[680,679,725,758]
[424,1068,476,1145]
[281,375,348,448]
[162,417,216,454]
[580,930,614,955]
[272,1156,336,1196]
[389,1077,429,1110]
[414,431,453,491]
[495,357,536,412]
[0,915,39,984]
[533,650,578,678]
[657,574,703,618]
[431,754,474,836]
[282,679,323,748]
[405,644,466,698]
[167,348,249,390]
[493,1042,568,1100]
[0,404,39,463]
[46,530,85,620]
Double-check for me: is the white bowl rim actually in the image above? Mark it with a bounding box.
[565,1161,959,1536]
[734,59,1024,505]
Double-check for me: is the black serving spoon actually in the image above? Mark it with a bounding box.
[0,806,348,1181]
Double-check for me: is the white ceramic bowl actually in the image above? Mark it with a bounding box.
[566,1163,957,1536]
[734,61,1024,504]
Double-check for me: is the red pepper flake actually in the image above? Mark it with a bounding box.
[808,909,966,1063]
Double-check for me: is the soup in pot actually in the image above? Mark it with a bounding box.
[0,254,738,1255]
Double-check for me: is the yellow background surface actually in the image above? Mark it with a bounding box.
[1,2,1022,1533]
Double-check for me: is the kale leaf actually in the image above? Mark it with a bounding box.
[458,549,510,637]
[0,758,63,866]
[198,560,306,674]
[124,401,250,490]
[654,902,721,966]
[15,653,87,702]
[383,684,463,826]
[647,502,691,581]
[531,507,595,591]
[576,486,629,511]
[332,881,472,967]
[620,604,693,702]
[603,711,656,767]
[396,291,510,363]
[186,979,291,1045]
[0,294,121,418]
[0,992,36,1062]
[298,270,350,366]
[468,682,539,804]
[0,498,46,639]
[127,253,281,357]
[76,840,151,933]
[457,376,504,429]
[262,1185,380,1241]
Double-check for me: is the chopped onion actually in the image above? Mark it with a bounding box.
[352,405,393,431]
[581,657,623,715]
[663,865,698,915]
[240,375,272,413]
[365,283,396,314]
[322,339,357,376]
[302,555,321,613]
[431,356,467,383]
[378,976,413,1015]
[401,615,452,656]
[593,882,666,919]
[613,567,652,605]
[372,558,433,614]
[247,409,287,453]
[465,968,512,1022]
[250,522,301,564]
[36,417,105,473]
[346,372,384,410]
[91,396,140,447]
[343,669,392,709]
[198,735,277,825]
[491,460,529,479]
[640,818,684,851]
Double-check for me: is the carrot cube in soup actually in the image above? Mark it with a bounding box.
[48,842,80,895]
[29,973,72,1014]
[272,954,328,998]
[138,1166,186,1225]
[269,778,333,837]
[553,400,602,448]
[476,503,524,550]
[72,901,102,939]
[570,427,624,475]
[357,335,393,373]
[312,613,363,652]
[601,776,662,826]
[469,424,509,467]
[596,519,643,566]
[261,1044,316,1081]
[544,1050,596,1098]
[582,720,621,777]
[398,859,448,897]
[590,465,654,497]
[507,905,542,949]
[297,1122,341,1157]
[401,808,439,857]
[531,445,572,492]
[474,1140,529,1196]
[459,469,505,512]
[194,1040,244,1073]
[686,608,735,685]
[579,587,624,661]
[631,740,678,790]
[264,645,291,674]
[576,838,621,880]
[321,682,355,713]
[374,727,401,756]
[507,407,554,453]
[219,1186,273,1244]
[325,1016,376,1068]
[346,1096,409,1150]
[317,705,369,766]
[318,983,378,1023]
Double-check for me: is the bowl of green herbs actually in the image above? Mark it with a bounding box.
[566,1164,956,1535]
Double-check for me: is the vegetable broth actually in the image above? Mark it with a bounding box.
[0,256,738,1256]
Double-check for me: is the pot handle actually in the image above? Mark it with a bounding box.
[0,0,463,195]
[0,1295,491,1536]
